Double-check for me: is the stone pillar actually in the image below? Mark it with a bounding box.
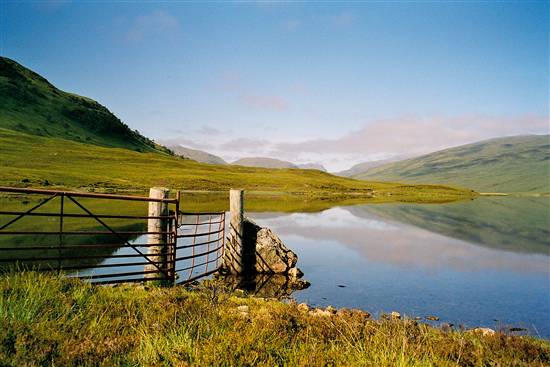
[145,187,170,280]
[225,189,255,274]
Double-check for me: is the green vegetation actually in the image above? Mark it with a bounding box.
[0,57,170,154]
[1,272,548,366]
[354,135,550,193]
[0,128,475,203]
[232,156,299,169]
[0,56,476,203]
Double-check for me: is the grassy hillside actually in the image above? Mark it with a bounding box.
[336,156,408,177]
[1,272,548,366]
[354,135,550,193]
[297,163,327,171]
[0,57,169,154]
[0,128,474,203]
[170,145,227,165]
[232,157,298,169]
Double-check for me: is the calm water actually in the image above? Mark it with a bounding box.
[249,196,550,337]
[1,195,549,337]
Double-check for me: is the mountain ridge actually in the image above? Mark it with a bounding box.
[169,145,227,165]
[0,56,169,154]
[354,135,550,193]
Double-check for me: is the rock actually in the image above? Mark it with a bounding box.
[440,323,454,332]
[219,273,310,299]
[414,316,422,320]
[288,267,304,279]
[471,327,495,336]
[297,303,310,312]
[309,308,333,317]
[336,308,352,317]
[350,309,371,319]
[243,218,299,274]
[236,305,249,317]
[391,311,401,319]
[425,315,439,321]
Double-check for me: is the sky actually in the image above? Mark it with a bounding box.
[2,1,549,171]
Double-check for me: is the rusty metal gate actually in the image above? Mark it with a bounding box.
[0,186,226,285]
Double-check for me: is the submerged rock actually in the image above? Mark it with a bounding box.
[217,273,310,299]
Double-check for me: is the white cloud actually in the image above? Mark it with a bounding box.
[156,114,548,172]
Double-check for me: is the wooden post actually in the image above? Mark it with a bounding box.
[225,189,247,274]
[145,187,170,280]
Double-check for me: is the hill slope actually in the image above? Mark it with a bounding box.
[0,128,474,203]
[355,135,550,193]
[297,163,327,171]
[0,57,168,153]
[170,145,227,165]
[232,157,297,169]
[336,157,406,177]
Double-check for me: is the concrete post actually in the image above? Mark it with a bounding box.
[225,189,255,274]
[145,187,170,280]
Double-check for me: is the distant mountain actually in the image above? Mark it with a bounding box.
[170,145,227,165]
[354,135,550,193]
[336,157,406,177]
[232,157,297,169]
[0,56,169,153]
[297,163,327,172]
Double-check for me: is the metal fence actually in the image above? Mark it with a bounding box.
[0,186,226,285]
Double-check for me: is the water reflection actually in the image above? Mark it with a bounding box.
[248,197,550,337]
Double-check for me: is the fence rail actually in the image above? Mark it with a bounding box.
[0,186,226,285]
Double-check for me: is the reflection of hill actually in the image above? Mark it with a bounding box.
[346,197,550,255]
[0,196,147,272]
[0,223,143,271]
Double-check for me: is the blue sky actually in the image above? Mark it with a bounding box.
[2,1,548,170]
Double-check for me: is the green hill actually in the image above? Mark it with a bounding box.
[0,127,474,203]
[0,57,474,203]
[232,157,297,169]
[354,135,550,193]
[0,56,169,153]
[170,145,227,165]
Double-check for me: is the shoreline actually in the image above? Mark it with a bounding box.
[1,272,548,366]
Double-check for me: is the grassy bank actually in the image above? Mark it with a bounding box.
[0,128,476,204]
[0,272,548,366]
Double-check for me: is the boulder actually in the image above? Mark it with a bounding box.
[243,218,300,275]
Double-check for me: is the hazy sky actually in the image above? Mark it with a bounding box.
[2,1,548,170]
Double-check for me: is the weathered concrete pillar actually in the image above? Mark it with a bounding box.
[145,187,170,280]
[225,189,255,274]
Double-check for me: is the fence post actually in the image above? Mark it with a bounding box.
[225,189,255,274]
[145,187,170,280]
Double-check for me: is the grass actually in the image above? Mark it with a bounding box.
[355,135,550,193]
[0,272,548,366]
[0,128,476,203]
[0,57,169,154]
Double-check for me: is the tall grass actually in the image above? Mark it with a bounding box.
[1,272,548,366]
